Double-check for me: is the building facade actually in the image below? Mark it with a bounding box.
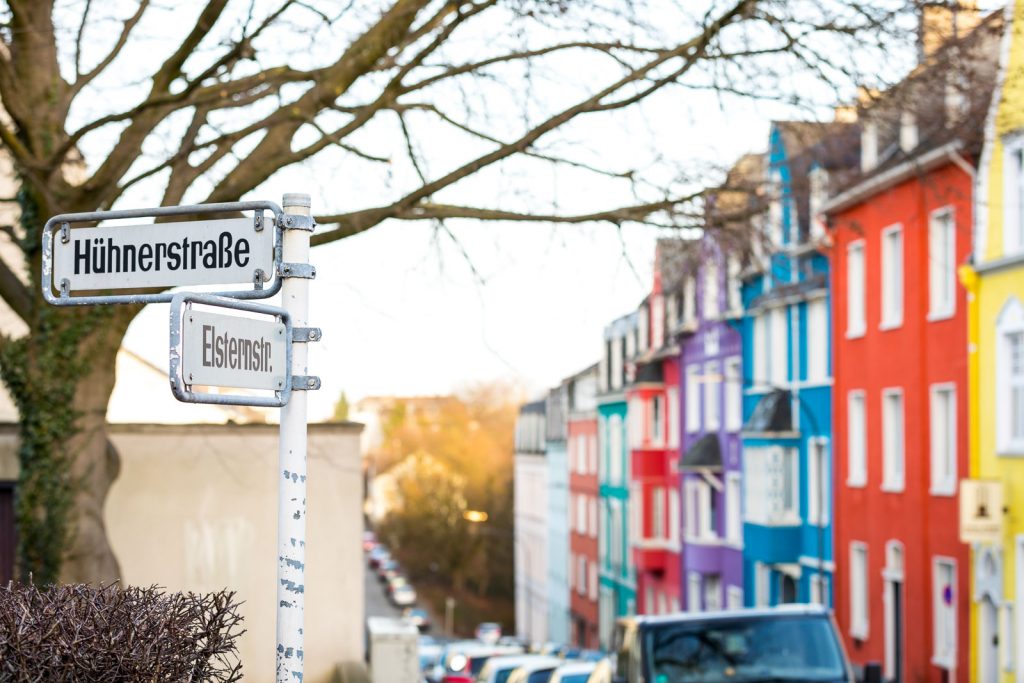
[827,18,998,677]
[966,3,1024,679]
[740,122,856,609]
[679,230,746,612]
[567,364,600,648]
[514,400,549,644]
[546,382,571,644]
[628,242,683,616]
[597,313,637,648]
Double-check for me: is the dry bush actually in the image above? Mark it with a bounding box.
[0,582,244,682]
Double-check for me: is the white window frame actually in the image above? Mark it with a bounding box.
[726,471,743,546]
[598,416,608,484]
[589,433,598,476]
[651,394,665,447]
[651,294,665,350]
[589,497,598,540]
[704,362,721,431]
[630,484,642,541]
[882,388,905,492]
[1002,134,1024,257]
[589,561,598,601]
[847,390,868,487]
[928,206,957,321]
[686,365,701,433]
[806,298,829,383]
[727,253,742,313]
[683,276,696,325]
[880,224,904,330]
[688,572,702,613]
[579,555,588,595]
[668,487,680,547]
[610,336,623,391]
[652,487,666,541]
[727,585,744,610]
[810,573,826,605]
[697,479,717,541]
[847,240,866,338]
[809,167,829,241]
[577,494,587,535]
[997,298,1024,455]
[725,356,742,432]
[850,542,869,639]
[932,557,957,670]
[637,304,649,353]
[808,438,830,526]
[609,414,623,485]
[705,575,723,611]
[755,562,771,607]
[704,260,720,319]
[930,383,958,496]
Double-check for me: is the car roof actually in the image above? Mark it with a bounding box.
[554,662,597,674]
[485,654,545,670]
[620,603,830,627]
[512,656,563,673]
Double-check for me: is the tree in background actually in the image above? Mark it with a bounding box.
[0,0,917,582]
[332,391,350,422]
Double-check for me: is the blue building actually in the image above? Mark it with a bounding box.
[545,381,571,644]
[596,312,636,648]
[739,120,858,607]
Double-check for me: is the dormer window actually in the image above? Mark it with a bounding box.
[899,111,918,152]
[861,119,879,172]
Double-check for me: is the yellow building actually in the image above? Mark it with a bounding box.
[968,2,1024,680]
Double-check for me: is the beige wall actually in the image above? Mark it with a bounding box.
[107,422,364,683]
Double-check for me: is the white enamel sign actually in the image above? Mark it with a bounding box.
[181,309,287,391]
[53,217,273,292]
[959,479,1004,545]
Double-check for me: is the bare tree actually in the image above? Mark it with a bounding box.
[0,0,912,583]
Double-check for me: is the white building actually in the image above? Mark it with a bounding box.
[514,399,548,644]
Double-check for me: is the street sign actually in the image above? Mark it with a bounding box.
[42,201,285,306]
[959,479,1004,545]
[170,292,299,408]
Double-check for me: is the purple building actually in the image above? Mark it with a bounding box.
[677,163,760,611]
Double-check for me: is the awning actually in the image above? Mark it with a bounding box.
[680,434,722,471]
[744,389,793,433]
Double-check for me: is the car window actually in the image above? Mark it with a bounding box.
[527,669,555,683]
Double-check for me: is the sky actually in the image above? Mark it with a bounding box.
[55,0,943,421]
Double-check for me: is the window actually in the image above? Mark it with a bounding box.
[637,304,649,353]
[744,446,800,525]
[753,314,768,386]
[686,477,718,542]
[807,298,828,382]
[704,362,721,430]
[705,575,723,611]
[666,293,678,334]
[589,497,598,539]
[704,260,720,319]
[628,397,643,448]
[652,487,666,540]
[770,307,788,386]
[609,414,623,485]
[933,558,957,669]
[882,388,905,491]
[589,562,598,601]
[683,276,696,325]
[726,472,743,545]
[589,434,597,475]
[610,501,623,571]
[930,385,957,495]
[847,241,866,337]
[881,225,904,328]
[599,502,607,560]
[598,417,607,483]
[755,562,771,607]
[808,438,830,526]
[651,394,664,446]
[810,573,826,606]
[998,298,1024,453]
[668,488,680,546]
[579,555,587,595]
[630,484,642,540]
[651,295,664,349]
[725,357,742,432]
[686,365,701,432]
[688,573,702,612]
[1002,136,1024,256]
[667,387,680,448]
[727,253,742,312]
[610,336,623,390]
[929,208,956,319]
[847,391,867,487]
[577,495,587,535]
[684,478,698,540]
[727,586,744,610]
[809,167,829,240]
[850,542,869,639]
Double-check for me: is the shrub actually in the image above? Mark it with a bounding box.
[0,582,245,682]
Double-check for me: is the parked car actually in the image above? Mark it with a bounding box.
[392,583,417,607]
[442,644,524,683]
[476,654,552,683]
[419,638,444,681]
[608,604,854,683]
[363,530,377,552]
[387,575,408,598]
[377,558,399,581]
[505,657,562,683]
[427,640,479,683]
[383,566,403,585]
[475,622,502,645]
[548,662,597,683]
[405,607,432,632]
[368,545,389,569]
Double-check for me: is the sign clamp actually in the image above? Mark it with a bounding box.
[169,292,293,408]
[41,200,285,307]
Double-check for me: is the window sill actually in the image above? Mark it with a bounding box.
[850,626,868,641]
[997,443,1024,457]
[927,309,955,323]
[878,319,903,332]
[929,485,957,498]
[880,482,906,494]
[931,656,955,671]
[846,478,867,488]
[845,329,866,340]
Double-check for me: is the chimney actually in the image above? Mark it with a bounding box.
[919,1,982,60]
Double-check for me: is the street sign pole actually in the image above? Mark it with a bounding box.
[276,193,315,682]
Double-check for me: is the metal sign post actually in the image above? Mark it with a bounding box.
[42,195,321,683]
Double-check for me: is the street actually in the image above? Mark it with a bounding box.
[364,562,403,621]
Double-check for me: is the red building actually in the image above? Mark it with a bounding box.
[824,24,997,678]
[567,364,600,648]
[628,243,683,615]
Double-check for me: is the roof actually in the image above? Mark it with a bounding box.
[679,433,722,470]
[519,400,546,415]
[744,389,793,433]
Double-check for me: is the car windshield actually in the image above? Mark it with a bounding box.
[644,615,846,682]
[526,669,554,683]
[557,676,590,683]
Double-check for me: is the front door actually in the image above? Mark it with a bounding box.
[884,578,904,683]
[979,597,999,683]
